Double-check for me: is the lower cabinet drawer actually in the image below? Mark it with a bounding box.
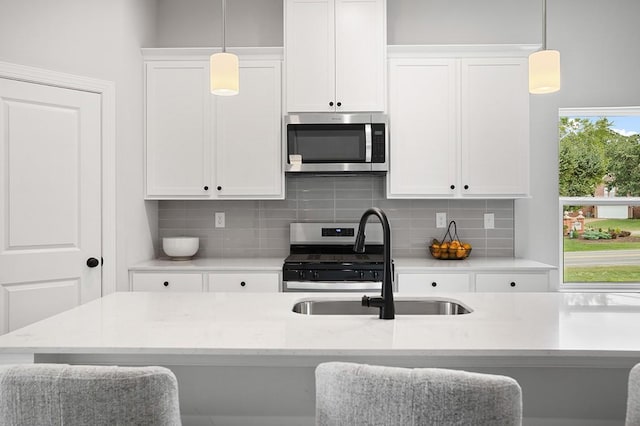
[397,273,470,293]
[131,273,203,292]
[475,273,548,292]
[208,273,280,293]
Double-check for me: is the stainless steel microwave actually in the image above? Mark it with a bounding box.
[285,113,388,173]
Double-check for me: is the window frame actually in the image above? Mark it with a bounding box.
[558,107,640,291]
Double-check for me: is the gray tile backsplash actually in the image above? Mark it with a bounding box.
[157,175,514,259]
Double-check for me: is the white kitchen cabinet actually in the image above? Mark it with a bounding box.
[460,58,529,197]
[215,61,282,197]
[144,51,283,199]
[130,272,204,292]
[387,51,530,199]
[145,61,211,197]
[397,273,470,293]
[208,273,280,293]
[475,273,549,292]
[387,59,458,197]
[285,0,385,112]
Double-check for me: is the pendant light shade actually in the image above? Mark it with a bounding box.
[529,49,561,94]
[529,0,560,94]
[210,52,239,96]
[210,0,239,96]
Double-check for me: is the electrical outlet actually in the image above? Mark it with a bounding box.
[436,212,447,228]
[484,213,495,229]
[215,212,225,228]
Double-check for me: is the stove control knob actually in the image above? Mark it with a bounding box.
[359,271,365,279]
[373,271,379,280]
[313,271,320,280]
[298,270,305,279]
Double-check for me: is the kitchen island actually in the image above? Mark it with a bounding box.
[0,291,638,426]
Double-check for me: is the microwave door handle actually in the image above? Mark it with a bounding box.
[365,123,372,162]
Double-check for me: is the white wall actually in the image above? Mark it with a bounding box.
[516,0,640,287]
[155,0,283,47]
[0,0,158,291]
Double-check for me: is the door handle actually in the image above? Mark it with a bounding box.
[86,257,100,268]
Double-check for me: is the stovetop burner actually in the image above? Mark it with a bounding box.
[284,253,383,264]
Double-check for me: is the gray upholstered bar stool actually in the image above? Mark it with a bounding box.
[316,362,522,426]
[627,363,640,426]
[0,364,181,426]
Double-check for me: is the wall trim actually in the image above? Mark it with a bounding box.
[141,47,284,61]
[0,61,117,296]
[387,44,540,58]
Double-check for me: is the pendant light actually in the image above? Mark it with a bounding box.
[529,0,561,94]
[210,0,239,96]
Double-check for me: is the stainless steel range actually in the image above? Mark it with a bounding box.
[282,222,389,292]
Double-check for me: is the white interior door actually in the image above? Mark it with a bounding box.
[0,78,102,334]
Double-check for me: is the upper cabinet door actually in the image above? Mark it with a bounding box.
[285,0,335,112]
[285,0,385,112]
[335,0,385,112]
[215,61,283,198]
[387,59,458,198]
[460,58,529,197]
[146,61,211,197]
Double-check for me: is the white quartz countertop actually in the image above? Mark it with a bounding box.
[0,291,638,365]
[129,257,555,272]
[393,257,555,272]
[130,257,284,271]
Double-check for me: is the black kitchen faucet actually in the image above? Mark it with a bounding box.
[354,207,395,320]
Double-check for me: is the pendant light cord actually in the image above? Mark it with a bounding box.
[541,0,547,50]
[222,0,227,53]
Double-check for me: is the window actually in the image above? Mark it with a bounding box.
[559,107,640,290]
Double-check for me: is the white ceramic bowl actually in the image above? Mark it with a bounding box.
[162,237,199,260]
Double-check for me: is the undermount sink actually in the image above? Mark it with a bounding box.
[292,298,472,316]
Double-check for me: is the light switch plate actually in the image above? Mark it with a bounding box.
[215,212,225,228]
[484,213,495,229]
[436,212,447,228]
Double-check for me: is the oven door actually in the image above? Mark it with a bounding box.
[283,281,382,292]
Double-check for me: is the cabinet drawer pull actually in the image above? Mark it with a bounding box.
[163,281,169,287]
[450,185,455,190]
[204,186,209,191]
[431,282,437,287]
[510,281,516,287]
[336,101,342,107]
[464,184,469,190]
[240,281,246,287]
[329,101,334,107]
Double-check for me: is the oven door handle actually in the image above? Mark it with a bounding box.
[284,281,382,291]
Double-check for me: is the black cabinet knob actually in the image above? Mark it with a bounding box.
[329,101,334,106]
[450,185,455,190]
[510,282,516,287]
[464,185,469,190]
[217,186,222,191]
[163,281,169,287]
[336,102,342,107]
[86,257,99,268]
[240,281,246,287]
[204,186,209,191]
[431,282,437,287]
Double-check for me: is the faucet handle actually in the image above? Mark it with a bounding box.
[361,295,371,307]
